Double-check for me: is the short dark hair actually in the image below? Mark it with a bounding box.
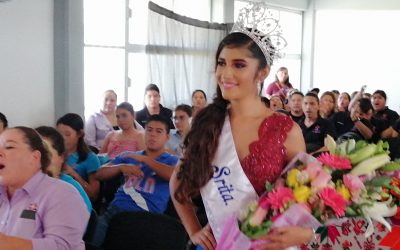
[373,90,387,100]
[117,102,135,115]
[305,92,319,104]
[0,112,8,128]
[175,104,192,117]
[35,126,65,156]
[288,89,304,98]
[146,115,170,134]
[359,98,373,114]
[145,83,160,94]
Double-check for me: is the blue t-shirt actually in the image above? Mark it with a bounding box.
[65,152,100,181]
[60,173,92,213]
[110,150,178,213]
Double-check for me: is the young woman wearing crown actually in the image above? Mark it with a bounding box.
[170,3,315,250]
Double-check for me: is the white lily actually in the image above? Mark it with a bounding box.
[361,196,397,238]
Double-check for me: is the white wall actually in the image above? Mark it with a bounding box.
[0,0,54,127]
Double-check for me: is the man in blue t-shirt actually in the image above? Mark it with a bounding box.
[92,115,178,247]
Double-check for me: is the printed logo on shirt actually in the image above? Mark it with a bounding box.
[312,125,321,134]
[124,175,155,194]
[20,202,38,220]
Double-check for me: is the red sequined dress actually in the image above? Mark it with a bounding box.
[240,113,293,195]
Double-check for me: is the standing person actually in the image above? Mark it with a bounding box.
[57,113,100,201]
[0,127,89,249]
[166,104,192,156]
[287,90,304,123]
[85,90,144,151]
[100,102,145,159]
[170,3,314,250]
[136,83,175,130]
[192,89,208,117]
[265,66,293,99]
[0,112,8,134]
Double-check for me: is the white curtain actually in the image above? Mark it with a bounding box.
[146,1,228,108]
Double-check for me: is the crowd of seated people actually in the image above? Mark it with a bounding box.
[2,78,400,249]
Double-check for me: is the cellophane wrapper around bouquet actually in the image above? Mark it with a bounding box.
[216,137,400,250]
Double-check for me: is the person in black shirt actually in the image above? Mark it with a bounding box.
[371,90,399,138]
[287,89,304,124]
[136,84,175,130]
[299,92,336,153]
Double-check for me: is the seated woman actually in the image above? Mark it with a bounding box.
[0,112,8,134]
[337,92,351,112]
[85,90,143,151]
[319,91,336,119]
[57,113,100,201]
[166,104,192,156]
[0,126,89,249]
[191,90,208,117]
[36,126,92,213]
[99,102,145,159]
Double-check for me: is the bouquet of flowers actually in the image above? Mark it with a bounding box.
[217,136,400,250]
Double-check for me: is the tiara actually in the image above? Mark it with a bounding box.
[231,2,287,65]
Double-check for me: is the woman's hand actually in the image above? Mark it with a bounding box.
[190,224,217,250]
[254,226,313,250]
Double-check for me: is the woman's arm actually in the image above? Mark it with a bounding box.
[85,114,97,148]
[284,122,306,161]
[136,132,146,151]
[99,132,113,154]
[170,168,216,250]
[64,165,99,201]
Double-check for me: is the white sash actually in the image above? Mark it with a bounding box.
[200,115,258,241]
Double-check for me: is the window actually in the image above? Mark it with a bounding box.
[84,0,212,114]
[314,10,400,111]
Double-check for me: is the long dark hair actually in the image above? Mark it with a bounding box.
[56,113,90,163]
[174,32,271,203]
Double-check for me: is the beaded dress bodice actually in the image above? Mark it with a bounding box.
[240,113,293,195]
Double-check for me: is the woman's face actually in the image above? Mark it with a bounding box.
[0,129,40,188]
[276,69,288,83]
[116,108,134,130]
[102,91,117,113]
[338,93,350,110]
[270,96,283,111]
[216,46,267,102]
[320,95,335,114]
[57,124,80,154]
[192,92,207,109]
[173,110,191,133]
